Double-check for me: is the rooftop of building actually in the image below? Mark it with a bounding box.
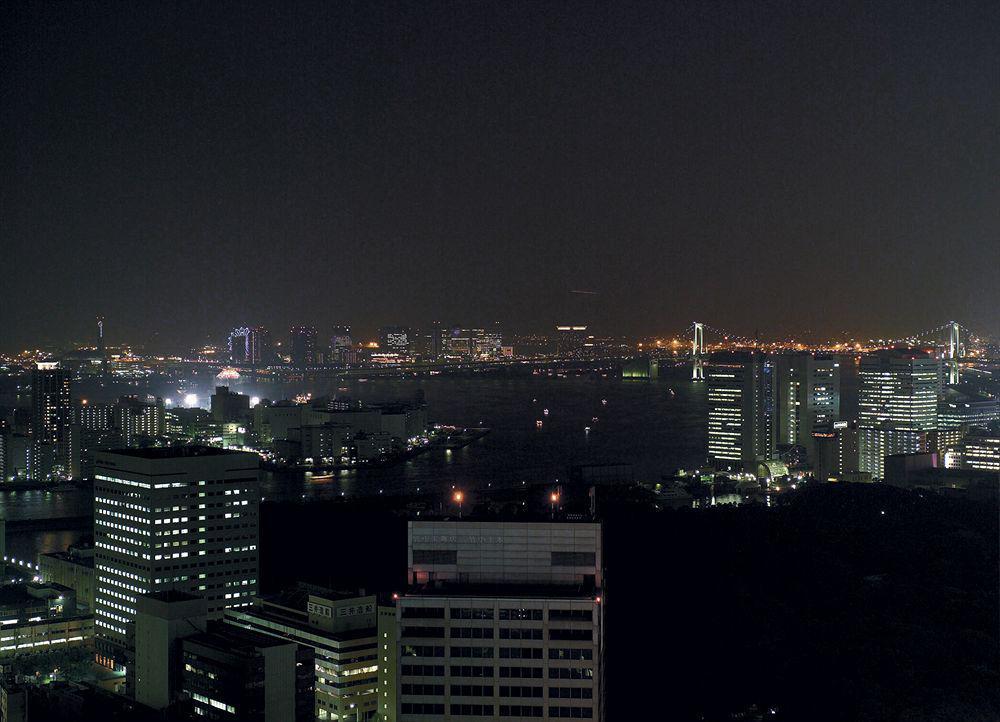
[40,549,95,568]
[261,583,378,610]
[185,620,299,655]
[863,347,935,360]
[940,385,999,404]
[0,582,74,606]
[408,513,601,525]
[227,606,381,644]
[405,581,601,599]
[99,445,244,459]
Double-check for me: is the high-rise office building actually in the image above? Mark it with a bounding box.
[78,400,114,432]
[290,326,319,366]
[397,521,604,721]
[930,386,1000,456]
[379,326,412,356]
[114,395,166,446]
[858,349,939,479]
[429,321,445,359]
[774,353,840,463]
[182,622,315,721]
[229,326,271,365]
[946,429,1000,472]
[477,324,503,357]
[225,587,397,722]
[442,328,478,358]
[30,361,77,480]
[707,352,776,471]
[330,326,354,364]
[1,432,31,481]
[937,386,1000,430]
[134,591,314,721]
[211,385,251,423]
[93,447,260,677]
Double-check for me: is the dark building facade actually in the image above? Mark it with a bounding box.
[182,622,314,722]
[30,361,77,480]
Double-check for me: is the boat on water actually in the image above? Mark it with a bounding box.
[439,426,491,449]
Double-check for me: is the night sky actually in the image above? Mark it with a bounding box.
[2,1,998,350]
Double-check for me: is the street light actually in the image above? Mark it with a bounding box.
[453,490,464,518]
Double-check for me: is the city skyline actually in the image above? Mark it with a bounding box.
[2,3,998,720]
[2,2,999,351]
[1,313,996,356]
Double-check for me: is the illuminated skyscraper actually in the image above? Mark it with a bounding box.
[858,349,939,479]
[952,430,999,472]
[707,352,776,472]
[329,326,353,364]
[289,325,318,365]
[93,447,260,677]
[30,361,78,480]
[114,395,166,446]
[774,353,841,462]
[379,326,412,356]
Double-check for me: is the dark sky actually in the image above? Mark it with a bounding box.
[2,1,998,350]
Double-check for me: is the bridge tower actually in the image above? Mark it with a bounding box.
[947,321,961,385]
[691,322,705,381]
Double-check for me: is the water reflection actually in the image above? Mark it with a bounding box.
[2,369,708,553]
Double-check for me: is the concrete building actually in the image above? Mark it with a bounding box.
[330,326,355,364]
[2,432,31,481]
[114,395,166,446]
[812,420,862,481]
[858,349,939,479]
[397,521,604,721]
[134,590,208,711]
[38,545,95,612]
[948,429,1000,472]
[707,352,776,471]
[78,401,114,432]
[211,385,251,423]
[379,327,412,357]
[0,582,92,657]
[182,621,314,722]
[937,386,1000,429]
[225,587,397,722]
[774,352,840,462]
[299,423,352,463]
[0,684,26,722]
[93,447,260,676]
[290,326,319,366]
[30,361,78,480]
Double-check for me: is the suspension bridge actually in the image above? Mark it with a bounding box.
[678,320,985,383]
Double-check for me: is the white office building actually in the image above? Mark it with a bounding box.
[398,521,603,721]
[858,350,939,479]
[93,446,260,672]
